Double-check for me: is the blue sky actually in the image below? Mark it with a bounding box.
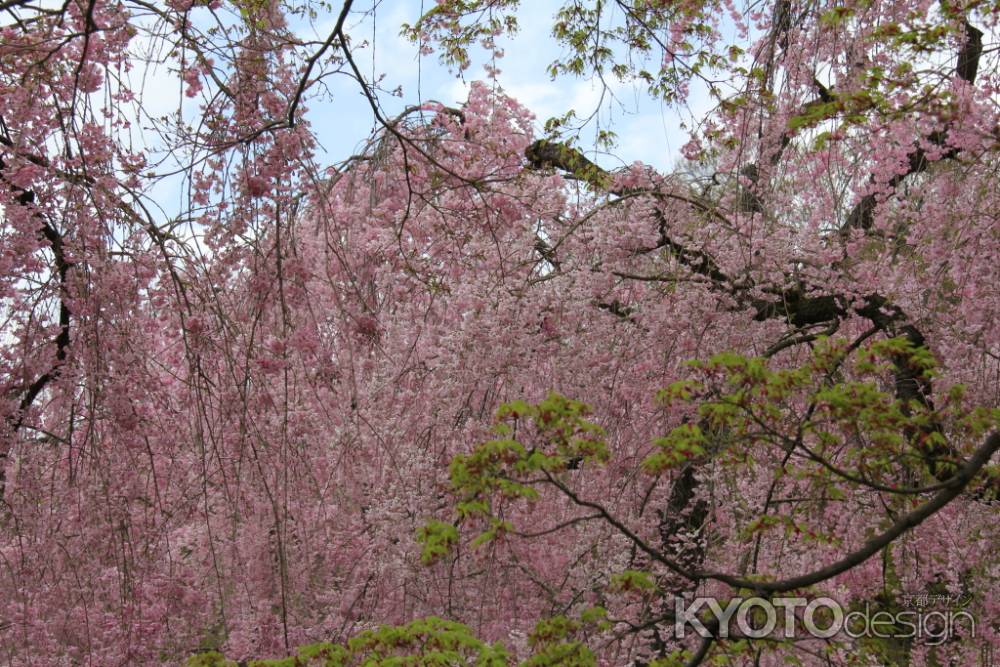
[308,0,713,172]
[120,0,717,216]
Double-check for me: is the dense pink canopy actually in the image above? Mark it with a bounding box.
[0,1,998,665]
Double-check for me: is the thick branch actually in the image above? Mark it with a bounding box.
[526,139,613,190]
[14,221,71,430]
[0,153,74,502]
[698,431,999,593]
[525,139,985,491]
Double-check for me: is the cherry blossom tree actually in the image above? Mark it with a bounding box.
[1,0,998,665]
